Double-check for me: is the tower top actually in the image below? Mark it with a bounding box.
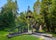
[27,6,32,14]
[15,0,17,4]
[28,6,30,11]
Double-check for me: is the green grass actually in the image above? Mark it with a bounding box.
[52,33,56,37]
[10,35,41,40]
[0,31,42,40]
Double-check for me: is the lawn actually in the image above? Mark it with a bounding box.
[0,31,42,40]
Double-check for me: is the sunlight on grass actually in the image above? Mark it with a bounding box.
[10,35,41,40]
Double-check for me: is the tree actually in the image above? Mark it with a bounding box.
[16,12,28,32]
[40,0,52,32]
[49,0,56,32]
[33,0,44,32]
[0,0,18,30]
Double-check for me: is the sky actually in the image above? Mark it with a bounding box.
[0,0,36,13]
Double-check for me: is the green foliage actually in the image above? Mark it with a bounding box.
[0,0,18,30]
[0,0,56,33]
[34,0,56,32]
[40,0,56,32]
[16,12,28,32]
[40,0,51,32]
[49,0,56,32]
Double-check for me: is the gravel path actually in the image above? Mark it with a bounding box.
[7,32,56,40]
[31,33,56,40]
